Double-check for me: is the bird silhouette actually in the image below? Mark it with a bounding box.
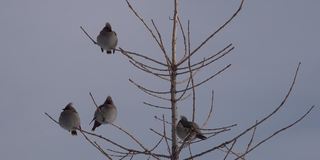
[90,96,117,131]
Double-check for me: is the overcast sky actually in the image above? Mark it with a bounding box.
[0,0,319,159]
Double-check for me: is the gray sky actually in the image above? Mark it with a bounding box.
[0,0,319,159]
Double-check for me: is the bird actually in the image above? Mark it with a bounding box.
[59,103,81,135]
[176,116,207,141]
[90,96,117,131]
[96,22,118,54]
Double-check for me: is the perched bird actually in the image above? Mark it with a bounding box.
[59,103,81,135]
[176,116,207,141]
[96,22,118,54]
[90,96,117,131]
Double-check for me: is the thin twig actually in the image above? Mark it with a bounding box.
[190,128,232,144]
[125,0,171,66]
[186,62,302,159]
[151,19,171,67]
[111,123,148,151]
[177,44,232,71]
[188,145,193,160]
[89,92,99,108]
[144,101,171,110]
[154,116,172,125]
[44,112,59,125]
[176,72,192,101]
[162,115,172,155]
[150,136,164,152]
[79,130,112,160]
[176,64,231,93]
[202,90,215,127]
[218,148,245,160]
[118,152,131,160]
[129,60,171,77]
[119,47,168,67]
[129,64,231,95]
[223,140,237,160]
[178,0,244,66]
[150,128,172,141]
[129,78,169,95]
[80,26,97,44]
[129,79,171,101]
[200,123,237,131]
[187,33,196,123]
[177,16,188,61]
[245,120,258,153]
[177,132,194,155]
[236,105,315,160]
[177,46,234,75]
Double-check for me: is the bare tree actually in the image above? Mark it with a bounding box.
[45,0,315,159]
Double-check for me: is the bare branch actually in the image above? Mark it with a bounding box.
[150,136,164,152]
[178,47,234,75]
[128,60,170,77]
[178,0,244,66]
[190,127,233,145]
[129,79,171,101]
[44,112,59,125]
[150,128,172,141]
[177,46,234,75]
[128,60,171,80]
[245,120,258,154]
[176,64,232,93]
[187,36,196,123]
[218,148,245,160]
[202,90,215,127]
[119,47,168,67]
[111,123,148,151]
[143,101,171,110]
[177,16,188,61]
[162,115,172,155]
[80,26,97,44]
[154,116,172,125]
[186,62,303,159]
[176,58,205,101]
[176,75,192,101]
[200,123,237,131]
[177,44,233,71]
[129,78,169,95]
[89,92,99,108]
[129,64,231,96]
[79,131,112,160]
[236,105,316,160]
[223,140,237,160]
[188,145,193,160]
[151,19,171,67]
[125,0,172,65]
[118,152,131,160]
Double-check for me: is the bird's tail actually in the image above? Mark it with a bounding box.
[91,121,102,131]
[196,134,207,140]
[71,130,77,136]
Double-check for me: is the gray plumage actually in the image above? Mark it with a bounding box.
[96,22,118,54]
[91,96,117,131]
[59,103,81,135]
[176,116,207,141]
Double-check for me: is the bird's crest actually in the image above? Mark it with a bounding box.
[104,96,113,105]
[63,103,76,112]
